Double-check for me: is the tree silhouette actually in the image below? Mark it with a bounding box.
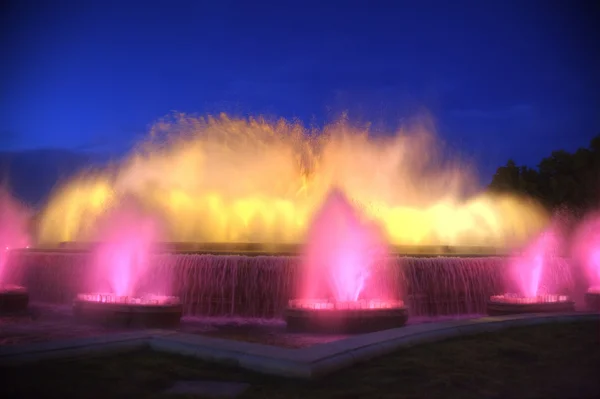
[489,134,600,213]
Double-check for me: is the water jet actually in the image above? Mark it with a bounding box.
[572,214,600,311]
[73,205,182,328]
[284,190,408,333]
[0,191,31,314]
[487,228,574,315]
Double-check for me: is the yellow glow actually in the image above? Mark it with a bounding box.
[36,113,548,247]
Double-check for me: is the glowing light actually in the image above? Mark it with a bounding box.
[489,294,569,304]
[588,286,600,294]
[572,213,600,290]
[76,293,179,305]
[88,203,163,297]
[0,189,31,285]
[288,298,404,310]
[300,189,387,302]
[35,114,548,246]
[509,228,558,298]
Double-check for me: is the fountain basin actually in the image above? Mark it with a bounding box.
[486,294,574,316]
[584,287,600,311]
[284,299,408,333]
[0,285,29,313]
[73,294,183,328]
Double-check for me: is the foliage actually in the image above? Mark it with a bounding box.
[489,135,600,213]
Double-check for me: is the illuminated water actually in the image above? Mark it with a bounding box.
[0,189,30,287]
[300,189,388,302]
[87,203,167,297]
[572,213,600,292]
[14,251,574,317]
[509,228,560,298]
[36,114,548,247]
[497,224,573,303]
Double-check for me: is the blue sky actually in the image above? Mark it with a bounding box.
[2,0,599,180]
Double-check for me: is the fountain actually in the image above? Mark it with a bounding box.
[284,190,408,333]
[5,115,574,319]
[487,228,575,315]
[572,214,600,311]
[0,190,31,314]
[36,114,547,249]
[73,204,183,328]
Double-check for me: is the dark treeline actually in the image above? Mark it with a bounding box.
[489,135,600,215]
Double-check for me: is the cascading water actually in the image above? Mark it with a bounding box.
[4,195,578,319]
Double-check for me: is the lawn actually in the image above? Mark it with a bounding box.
[1,320,599,399]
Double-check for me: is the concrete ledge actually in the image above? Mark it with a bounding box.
[149,333,310,378]
[1,313,598,378]
[0,331,159,366]
[306,312,599,378]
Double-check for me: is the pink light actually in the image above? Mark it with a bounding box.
[0,189,31,285]
[572,214,600,290]
[490,294,569,304]
[588,286,600,294]
[509,228,558,298]
[0,284,27,294]
[300,189,388,302]
[90,203,163,297]
[288,298,403,310]
[77,293,179,305]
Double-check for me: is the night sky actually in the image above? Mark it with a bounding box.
[2,0,599,202]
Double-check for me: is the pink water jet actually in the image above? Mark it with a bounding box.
[0,189,30,288]
[299,189,390,303]
[285,189,407,333]
[75,203,182,327]
[0,189,31,313]
[572,213,600,292]
[488,224,575,314]
[86,203,168,299]
[508,228,560,299]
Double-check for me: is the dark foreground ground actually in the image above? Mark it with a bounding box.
[1,320,599,399]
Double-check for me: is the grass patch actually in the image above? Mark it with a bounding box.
[1,320,599,399]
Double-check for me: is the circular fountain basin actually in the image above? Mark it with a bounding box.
[584,287,600,311]
[284,299,408,333]
[0,285,29,313]
[486,294,575,316]
[73,294,183,328]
